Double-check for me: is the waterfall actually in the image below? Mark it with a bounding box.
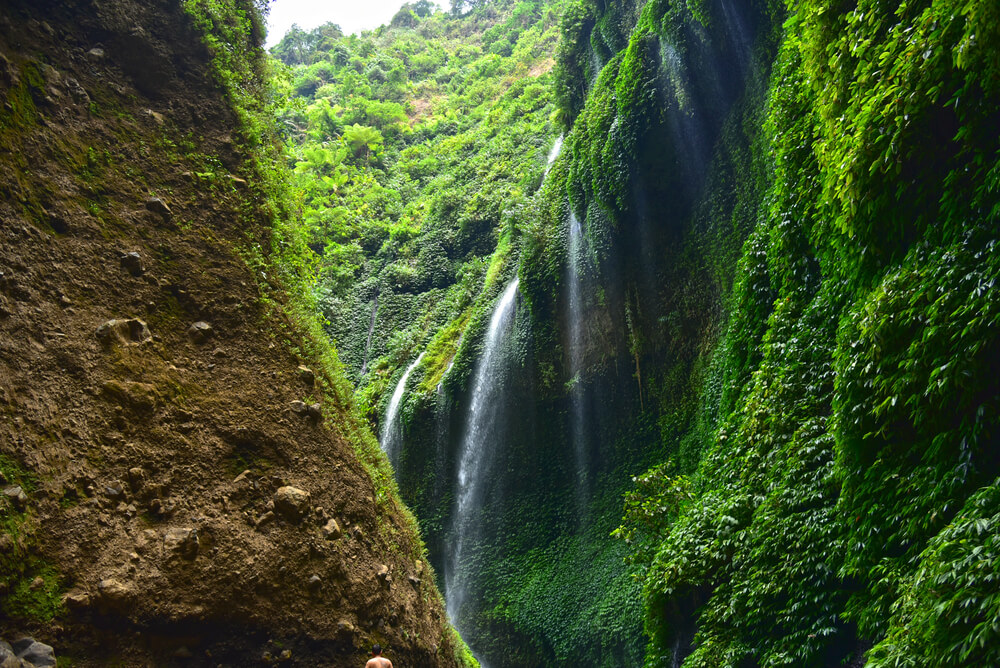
[445,278,521,644]
[545,134,564,175]
[566,212,589,514]
[379,351,425,466]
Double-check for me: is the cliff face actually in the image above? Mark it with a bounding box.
[0,1,463,665]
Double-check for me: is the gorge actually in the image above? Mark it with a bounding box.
[2,0,999,666]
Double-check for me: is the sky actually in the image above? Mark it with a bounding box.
[264,0,434,47]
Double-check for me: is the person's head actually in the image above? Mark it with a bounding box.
[372,644,382,657]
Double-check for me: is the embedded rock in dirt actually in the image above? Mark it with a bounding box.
[2,485,27,511]
[321,518,341,540]
[297,365,315,385]
[163,527,198,560]
[95,318,152,346]
[119,251,144,276]
[186,320,214,343]
[274,486,310,523]
[144,196,171,218]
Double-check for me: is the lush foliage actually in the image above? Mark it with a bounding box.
[270,0,565,409]
[268,0,1000,664]
[592,0,1000,665]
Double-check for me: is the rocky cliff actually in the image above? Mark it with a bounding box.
[0,0,467,665]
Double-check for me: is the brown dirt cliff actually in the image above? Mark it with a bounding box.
[0,0,463,665]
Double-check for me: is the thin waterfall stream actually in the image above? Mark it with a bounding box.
[445,278,521,657]
[566,211,589,514]
[380,352,425,466]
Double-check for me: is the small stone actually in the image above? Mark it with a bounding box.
[63,589,91,608]
[273,486,310,523]
[187,321,214,343]
[255,510,275,530]
[87,47,105,61]
[95,318,152,346]
[145,197,171,218]
[233,469,251,484]
[127,467,146,490]
[306,403,322,420]
[3,485,27,510]
[289,400,308,415]
[307,574,322,592]
[97,578,131,605]
[297,366,315,385]
[144,109,165,124]
[120,251,144,276]
[377,564,389,581]
[163,527,198,559]
[104,480,125,498]
[321,518,341,540]
[30,576,45,590]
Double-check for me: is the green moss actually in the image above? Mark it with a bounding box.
[2,560,65,623]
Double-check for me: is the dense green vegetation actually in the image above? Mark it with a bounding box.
[547,0,1000,666]
[270,1,564,405]
[266,0,1000,665]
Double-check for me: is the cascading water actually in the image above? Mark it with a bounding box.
[379,352,425,466]
[545,134,564,175]
[445,278,521,654]
[566,212,589,514]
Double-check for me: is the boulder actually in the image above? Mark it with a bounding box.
[273,486,310,523]
[0,647,18,668]
[13,639,55,667]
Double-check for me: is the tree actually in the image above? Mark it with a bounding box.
[341,124,384,163]
[412,0,434,17]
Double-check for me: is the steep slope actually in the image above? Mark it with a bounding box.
[0,0,471,665]
[544,0,1000,666]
